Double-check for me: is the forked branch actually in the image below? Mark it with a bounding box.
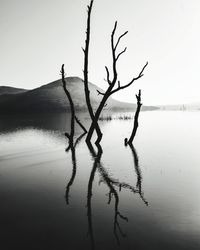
[86,18,148,144]
[116,47,127,61]
[114,31,128,51]
[110,62,148,95]
[97,90,105,96]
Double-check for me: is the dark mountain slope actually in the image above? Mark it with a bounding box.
[0,77,157,114]
[0,86,27,95]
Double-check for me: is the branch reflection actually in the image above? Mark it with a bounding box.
[65,140,148,249]
[128,143,148,206]
[97,157,128,245]
[65,132,86,204]
[86,142,102,250]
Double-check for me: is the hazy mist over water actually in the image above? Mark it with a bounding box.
[0,111,200,249]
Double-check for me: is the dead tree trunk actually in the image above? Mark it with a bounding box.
[61,64,87,145]
[85,19,148,144]
[61,64,75,145]
[127,89,142,144]
[83,0,102,144]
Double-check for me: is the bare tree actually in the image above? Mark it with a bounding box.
[61,64,87,146]
[83,1,148,144]
[125,89,142,145]
[82,0,102,144]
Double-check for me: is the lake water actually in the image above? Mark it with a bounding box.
[0,111,200,250]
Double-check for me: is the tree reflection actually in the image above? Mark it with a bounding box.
[128,143,148,206]
[86,142,102,250]
[65,140,148,249]
[97,156,128,245]
[65,132,86,204]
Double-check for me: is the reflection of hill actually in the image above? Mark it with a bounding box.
[0,113,70,133]
[0,77,157,113]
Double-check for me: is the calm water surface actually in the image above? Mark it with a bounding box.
[0,111,200,250]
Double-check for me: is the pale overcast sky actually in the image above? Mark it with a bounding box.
[1,0,200,105]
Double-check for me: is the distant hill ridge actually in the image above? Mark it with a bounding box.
[0,77,157,114]
[0,86,27,95]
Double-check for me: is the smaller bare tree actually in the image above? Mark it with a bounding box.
[61,64,87,146]
[125,89,142,145]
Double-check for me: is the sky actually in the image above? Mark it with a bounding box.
[1,0,200,105]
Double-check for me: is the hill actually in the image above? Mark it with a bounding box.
[0,86,27,95]
[0,77,157,114]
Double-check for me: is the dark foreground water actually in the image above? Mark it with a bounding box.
[0,111,200,250]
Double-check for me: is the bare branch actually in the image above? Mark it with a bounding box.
[127,90,142,144]
[97,90,105,96]
[112,21,118,39]
[111,22,118,84]
[109,179,139,194]
[75,115,87,133]
[118,212,128,222]
[83,0,94,116]
[74,131,87,148]
[64,132,70,140]
[118,81,121,88]
[87,1,94,12]
[110,62,148,95]
[116,47,127,61]
[61,64,75,143]
[65,144,71,152]
[105,66,111,85]
[60,64,66,77]
[114,31,128,51]
[111,21,118,58]
[138,62,148,77]
[107,191,112,204]
[136,89,142,103]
